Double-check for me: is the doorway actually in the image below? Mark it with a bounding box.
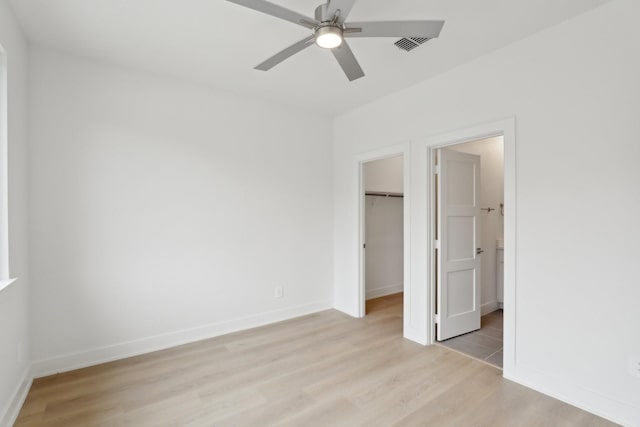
[419,118,515,375]
[351,119,515,366]
[362,155,404,319]
[432,136,505,368]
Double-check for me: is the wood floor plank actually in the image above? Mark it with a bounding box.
[15,293,617,426]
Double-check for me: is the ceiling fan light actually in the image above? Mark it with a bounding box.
[315,25,343,49]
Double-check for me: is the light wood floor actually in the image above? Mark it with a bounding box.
[15,293,616,426]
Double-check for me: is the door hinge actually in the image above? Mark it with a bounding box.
[434,314,441,324]
[434,240,440,250]
[433,165,440,175]
[363,243,366,249]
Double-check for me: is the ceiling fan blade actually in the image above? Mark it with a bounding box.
[331,41,364,81]
[227,0,319,29]
[255,36,316,71]
[324,0,356,24]
[345,20,445,38]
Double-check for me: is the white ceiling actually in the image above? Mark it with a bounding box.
[10,0,611,115]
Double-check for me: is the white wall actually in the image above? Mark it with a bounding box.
[364,156,403,299]
[364,155,404,194]
[333,0,639,424]
[449,136,504,313]
[28,48,334,375]
[0,0,31,425]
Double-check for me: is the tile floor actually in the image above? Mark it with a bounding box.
[438,310,504,368]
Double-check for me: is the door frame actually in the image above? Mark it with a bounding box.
[421,118,516,375]
[356,144,411,328]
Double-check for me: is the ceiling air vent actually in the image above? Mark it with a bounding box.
[394,37,431,52]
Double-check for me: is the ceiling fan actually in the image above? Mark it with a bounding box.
[227,0,445,81]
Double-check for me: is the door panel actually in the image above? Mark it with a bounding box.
[447,216,475,260]
[447,269,475,315]
[437,148,482,341]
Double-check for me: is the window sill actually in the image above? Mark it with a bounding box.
[0,278,17,294]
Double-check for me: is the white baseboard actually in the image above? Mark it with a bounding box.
[505,365,639,427]
[404,330,428,346]
[366,283,403,300]
[481,300,500,316]
[0,366,32,427]
[32,299,332,378]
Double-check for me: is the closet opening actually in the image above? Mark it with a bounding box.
[361,155,404,324]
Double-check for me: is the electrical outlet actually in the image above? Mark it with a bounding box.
[275,286,284,299]
[629,357,640,379]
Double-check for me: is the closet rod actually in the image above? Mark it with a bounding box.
[365,192,404,198]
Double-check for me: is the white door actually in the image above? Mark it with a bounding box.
[437,148,482,341]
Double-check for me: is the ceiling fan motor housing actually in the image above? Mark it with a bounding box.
[313,2,344,49]
[314,4,330,22]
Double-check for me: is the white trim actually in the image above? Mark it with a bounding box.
[366,283,403,300]
[505,366,638,427]
[31,299,332,378]
[419,117,517,378]
[403,331,428,346]
[0,277,16,294]
[481,300,500,316]
[0,48,9,282]
[355,144,413,341]
[0,365,32,427]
